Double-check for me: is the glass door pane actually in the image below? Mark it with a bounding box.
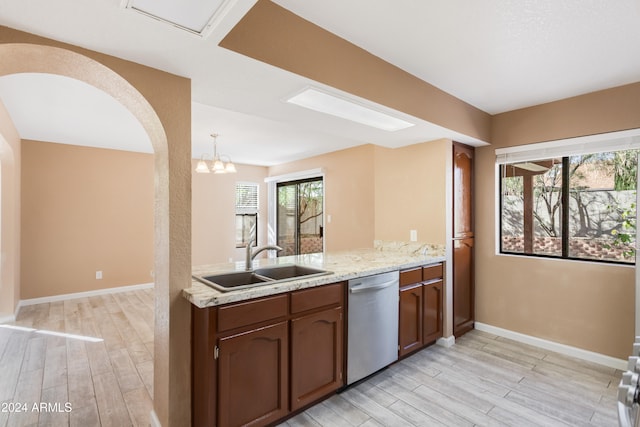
[277,183,297,256]
[277,178,323,256]
[298,180,323,255]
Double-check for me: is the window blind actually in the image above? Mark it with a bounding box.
[235,183,259,214]
[495,128,640,164]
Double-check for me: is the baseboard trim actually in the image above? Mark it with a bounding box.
[150,409,161,427]
[0,301,23,324]
[18,282,155,309]
[0,314,15,324]
[474,322,627,371]
[437,335,455,348]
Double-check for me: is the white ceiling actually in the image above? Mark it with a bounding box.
[274,0,640,114]
[0,0,639,165]
[0,73,151,152]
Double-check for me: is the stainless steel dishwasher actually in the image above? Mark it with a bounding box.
[347,270,399,385]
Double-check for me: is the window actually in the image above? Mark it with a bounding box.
[235,182,258,247]
[500,149,638,264]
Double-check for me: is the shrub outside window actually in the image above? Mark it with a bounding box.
[500,150,638,264]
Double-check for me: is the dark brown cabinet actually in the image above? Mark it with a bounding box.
[192,282,345,427]
[423,279,443,344]
[398,263,444,358]
[453,142,475,337]
[215,294,289,427]
[290,284,344,411]
[453,237,474,336]
[217,322,289,427]
[453,142,474,239]
[291,307,343,410]
[399,282,423,357]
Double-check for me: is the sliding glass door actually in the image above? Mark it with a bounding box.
[277,178,323,256]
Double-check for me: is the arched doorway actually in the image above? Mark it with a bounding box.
[0,40,191,426]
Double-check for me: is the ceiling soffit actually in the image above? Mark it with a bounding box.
[219,0,491,143]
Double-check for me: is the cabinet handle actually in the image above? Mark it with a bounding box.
[214,345,219,360]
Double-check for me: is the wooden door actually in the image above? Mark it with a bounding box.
[290,306,343,411]
[217,322,288,427]
[423,280,443,344]
[399,284,423,357]
[453,142,474,337]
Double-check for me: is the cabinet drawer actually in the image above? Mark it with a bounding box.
[422,263,443,282]
[218,294,288,332]
[291,283,343,314]
[400,268,422,286]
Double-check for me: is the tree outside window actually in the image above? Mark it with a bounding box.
[500,149,637,263]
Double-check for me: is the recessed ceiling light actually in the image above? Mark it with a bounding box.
[122,0,238,36]
[285,87,415,132]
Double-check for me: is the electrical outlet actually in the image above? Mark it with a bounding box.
[410,230,418,242]
[96,271,103,280]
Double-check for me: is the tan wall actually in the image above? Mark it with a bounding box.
[477,82,640,359]
[18,136,447,294]
[192,161,268,265]
[20,140,154,299]
[374,140,449,245]
[268,144,376,251]
[268,141,449,251]
[0,99,20,318]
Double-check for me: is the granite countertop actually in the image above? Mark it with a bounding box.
[183,241,446,308]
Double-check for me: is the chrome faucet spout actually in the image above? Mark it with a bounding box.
[245,241,283,270]
[245,242,253,271]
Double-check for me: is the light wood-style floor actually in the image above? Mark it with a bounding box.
[281,332,622,427]
[0,289,154,427]
[0,287,622,427]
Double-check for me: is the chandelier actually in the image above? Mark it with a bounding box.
[195,133,237,174]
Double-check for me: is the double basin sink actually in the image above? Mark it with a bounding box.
[193,264,332,292]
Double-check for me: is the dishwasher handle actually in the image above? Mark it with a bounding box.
[349,279,398,293]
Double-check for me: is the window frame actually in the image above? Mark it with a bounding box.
[495,129,640,266]
[265,168,325,252]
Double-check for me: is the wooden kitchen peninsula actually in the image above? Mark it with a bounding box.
[184,243,445,427]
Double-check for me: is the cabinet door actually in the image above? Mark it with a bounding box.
[290,306,343,411]
[399,284,423,357]
[453,238,474,337]
[453,142,474,239]
[423,280,443,344]
[192,306,217,427]
[217,321,288,427]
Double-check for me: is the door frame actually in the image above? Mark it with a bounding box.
[276,177,324,255]
[265,168,325,256]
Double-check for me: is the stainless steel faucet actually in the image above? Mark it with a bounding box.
[245,235,283,270]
